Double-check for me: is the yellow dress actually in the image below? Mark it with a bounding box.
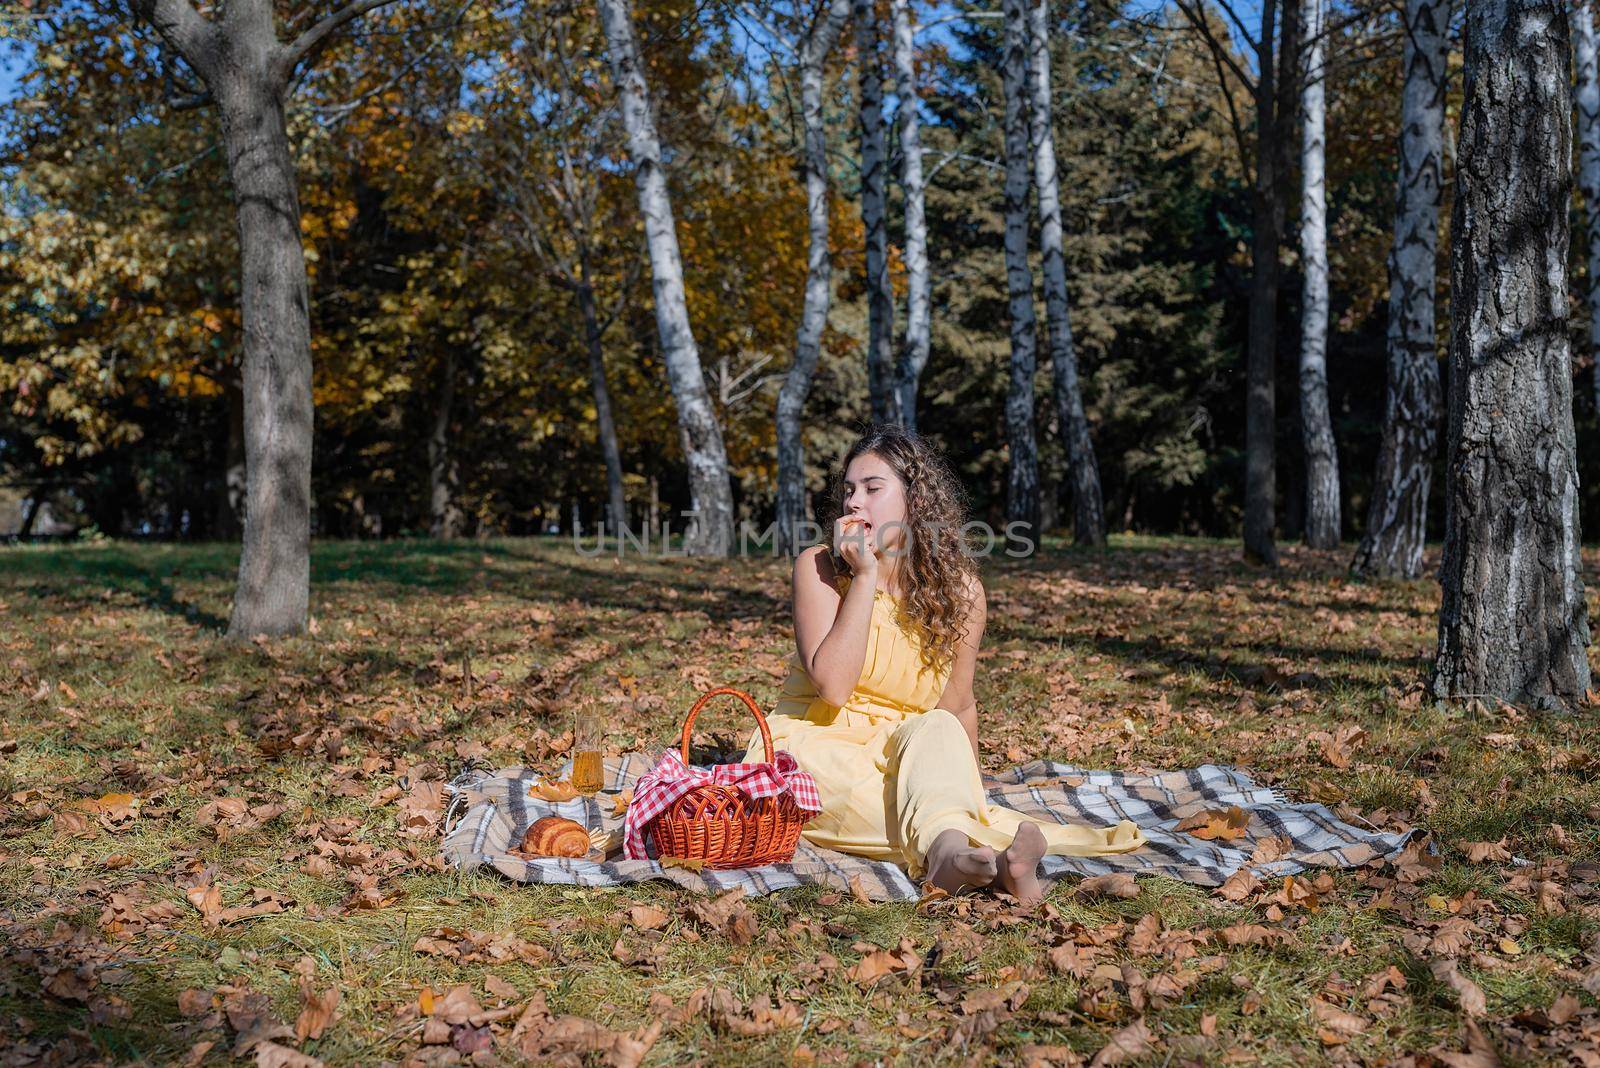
[741,575,1146,881]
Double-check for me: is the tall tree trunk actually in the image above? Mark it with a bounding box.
[597,0,735,555]
[777,0,852,556]
[18,493,42,539]
[856,0,896,424]
[576,275,629,539]
[428,349,464,539]
[1026,0,1105,547]
[1432,0,1591,709]
[1298,0,1339,549]
[1351,0,1446,579]
[130,0,399,638]
[219,81,313,637]
[1001,0,1040,542]
[1575,0,1600,411]
[1241,0,1294,565]
[890,0,929,433]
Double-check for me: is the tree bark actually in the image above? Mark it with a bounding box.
[890,0,929,433]
[129,0,399,638]
[18,493,42,539]
[576,274,629,539]
[597,0,735,554]
[1350,0,1446,579]
[1026,0,1105,547]
[1432,0,1591,709]
[218,76,313,637]
[855,0,896,424]
[1242,0,1296,566]
[1001,0,1040,542]
[1575,1,1600,412]
[777,0,852,556]
[428,348,464,539]
[1297,0,1339,549]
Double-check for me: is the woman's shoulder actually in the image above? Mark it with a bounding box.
[795,545,844,589]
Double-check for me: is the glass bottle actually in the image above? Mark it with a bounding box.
[571,709,605,794]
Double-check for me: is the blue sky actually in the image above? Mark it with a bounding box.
[1,42,27,104]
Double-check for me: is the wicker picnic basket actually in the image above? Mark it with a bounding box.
[644,686,812,869]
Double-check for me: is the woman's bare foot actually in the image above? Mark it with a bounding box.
[923,828,998,895]
[994,823,1048,905]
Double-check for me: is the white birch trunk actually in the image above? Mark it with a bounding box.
[1026,0,1104,546]
[1350,0,1446,578]
[1298,0,1339,548]
[890,0,929,432]
[777,0,852,555]
[1001,0,1040,539]
[597,0,735,554]
[1575,1,1600,411]
[855,0,896,423]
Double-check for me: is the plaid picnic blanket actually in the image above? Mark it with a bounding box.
[441,752,1430,901]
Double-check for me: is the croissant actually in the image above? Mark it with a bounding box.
[519,816,591,858]
[533,778,580,802]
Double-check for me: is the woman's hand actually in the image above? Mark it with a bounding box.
[834,514,881,574]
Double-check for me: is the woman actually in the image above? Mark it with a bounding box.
[741,424,1145,904]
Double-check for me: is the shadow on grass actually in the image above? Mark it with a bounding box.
[4,543,232,632]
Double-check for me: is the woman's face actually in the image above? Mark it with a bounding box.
[842,452,910,556]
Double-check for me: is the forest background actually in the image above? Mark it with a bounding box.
[2,0,1554,548]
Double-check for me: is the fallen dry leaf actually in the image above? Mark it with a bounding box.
[1430,1019,1502,1068]
[294,978,339,1043]
[1175,806,1249,841]
[845,937,922,986]
[1077,873,1139,899]
[627,904,670,931]
[1215,867,1262,902]
[483,974,520,1002]
[1430,957,1487,1017]
[1462,838,1512,864]
[609,788,634,817]
[1090,1017,1156,1066]
[688,887,757,944]
[1311,997,1367,1045]
[252,1041,323,1067]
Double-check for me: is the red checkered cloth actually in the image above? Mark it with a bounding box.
[622,747,822,861]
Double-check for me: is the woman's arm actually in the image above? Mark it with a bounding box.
[936,574,987,765]
[793,546,878,706]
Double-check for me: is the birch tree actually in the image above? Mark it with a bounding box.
[890,0,930,432]
[1350,0,1447,578]
[776,0,853,555]
[1026,0,1105,546]
[1575,0,1600,412]
[124,0,401,639]
[1297,0,1338,548]
[1432,0,1591,708]
[1001,0,1041,540]
[855,0,897,423]
[597,0,736,554]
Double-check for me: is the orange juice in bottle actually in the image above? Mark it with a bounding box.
[571,709,605,794]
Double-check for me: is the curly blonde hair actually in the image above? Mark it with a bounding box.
[824,423,981,680]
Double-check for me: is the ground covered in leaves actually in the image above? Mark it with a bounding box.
[2,535,1598,1066]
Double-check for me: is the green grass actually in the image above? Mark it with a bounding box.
[1,534,1596,1065]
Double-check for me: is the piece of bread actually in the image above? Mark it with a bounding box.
[532,778,579,802]
[518,816,590,857]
